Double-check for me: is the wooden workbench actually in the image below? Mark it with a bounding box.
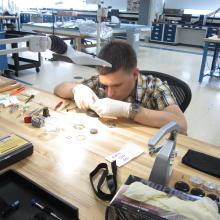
[0,77,219,219]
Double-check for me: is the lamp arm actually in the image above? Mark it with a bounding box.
[0,35,111,67]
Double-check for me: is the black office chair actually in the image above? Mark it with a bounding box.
[140,70,192,112]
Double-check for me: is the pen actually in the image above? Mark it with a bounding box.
[31,199,62,220]
[1,200,20,217]
[54,101,63,111]
[61,103,71,111]
[10,86,26,96]
[25,94,35,104]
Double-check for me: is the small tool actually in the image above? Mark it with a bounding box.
[29,107,44,117]
[66,106,76,112]
[1,200,20,217]
[31,199,62,220]
[86,109,99,117]
[16,113,22,119]
[9,104,19,114]
[149,145,163,155]
[61,103,71,111]
[10,86,26,96]
[54,101,63,111]
[25,94,35,104]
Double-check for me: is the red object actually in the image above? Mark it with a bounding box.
[24,116,32,123]
[54,101,63,111]
[10,86,26,96]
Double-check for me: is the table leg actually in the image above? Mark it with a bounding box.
[210,43,219,77]
[199,42,209,83]
[75,37,82,51]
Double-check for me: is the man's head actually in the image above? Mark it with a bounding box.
[97,41,139,101]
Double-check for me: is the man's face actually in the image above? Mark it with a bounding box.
[99,68,139,101]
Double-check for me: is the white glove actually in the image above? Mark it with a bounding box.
[29,36,50,52]
[73,84,98,110]
[91,98,131,118]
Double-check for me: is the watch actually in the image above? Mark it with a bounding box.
[129,103,140,120]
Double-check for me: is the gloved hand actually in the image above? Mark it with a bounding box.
[91,98,131,118]
[73,84,98,110]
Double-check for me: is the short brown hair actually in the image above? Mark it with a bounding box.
[97,41,137,75]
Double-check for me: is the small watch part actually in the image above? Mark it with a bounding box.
[106,122,116,128]
[43,107,50,117]
[9,104,19,114]
[189,176,203,187]
[174,181,190,193]
[190,188,205,197]
[90,128,98,134]
[73,124,85,130]
[32,116,45,128]
[203,181,216,191]
[16,113,22,118]
[86,109,99,117]
[76,135,86,141]
[207,194,220,202]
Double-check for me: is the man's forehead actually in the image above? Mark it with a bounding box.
[99,74,125,86]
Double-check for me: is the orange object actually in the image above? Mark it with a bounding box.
[24,116,32,123]
[10,86,26,96]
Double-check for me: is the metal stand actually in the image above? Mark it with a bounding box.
[148,121,180,186]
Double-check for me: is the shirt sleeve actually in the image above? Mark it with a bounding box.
[151,77,177,110]
[82,75,104,98]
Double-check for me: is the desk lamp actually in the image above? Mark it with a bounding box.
[148,121,180,186]
[0,35,111,67]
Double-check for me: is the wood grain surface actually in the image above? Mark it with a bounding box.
[0,77,219,220]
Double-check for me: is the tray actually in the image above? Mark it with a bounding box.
[0,169,79,220]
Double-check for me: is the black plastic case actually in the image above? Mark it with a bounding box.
[0,169,79,220]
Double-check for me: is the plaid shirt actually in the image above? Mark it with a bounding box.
[82,74,177,110]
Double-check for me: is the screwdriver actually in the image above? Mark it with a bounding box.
[31,199,62,220]
[1,200,20,217]
[25,94,35,104]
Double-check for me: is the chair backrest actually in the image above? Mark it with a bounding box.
[140,70,192,112]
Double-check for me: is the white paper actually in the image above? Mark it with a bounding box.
[105,142,144,167]
[0,95,19,107]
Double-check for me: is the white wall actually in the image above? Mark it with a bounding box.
[149,0,164,23]
[165,0,220,10]
[102,0,127,10]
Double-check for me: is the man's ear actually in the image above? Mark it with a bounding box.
[132,68,140,80]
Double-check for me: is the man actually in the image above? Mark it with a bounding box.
[54,41,187,135]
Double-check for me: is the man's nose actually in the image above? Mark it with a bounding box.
[107,87,114,98]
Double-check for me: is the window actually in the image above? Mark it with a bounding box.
[15,0,98,11]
